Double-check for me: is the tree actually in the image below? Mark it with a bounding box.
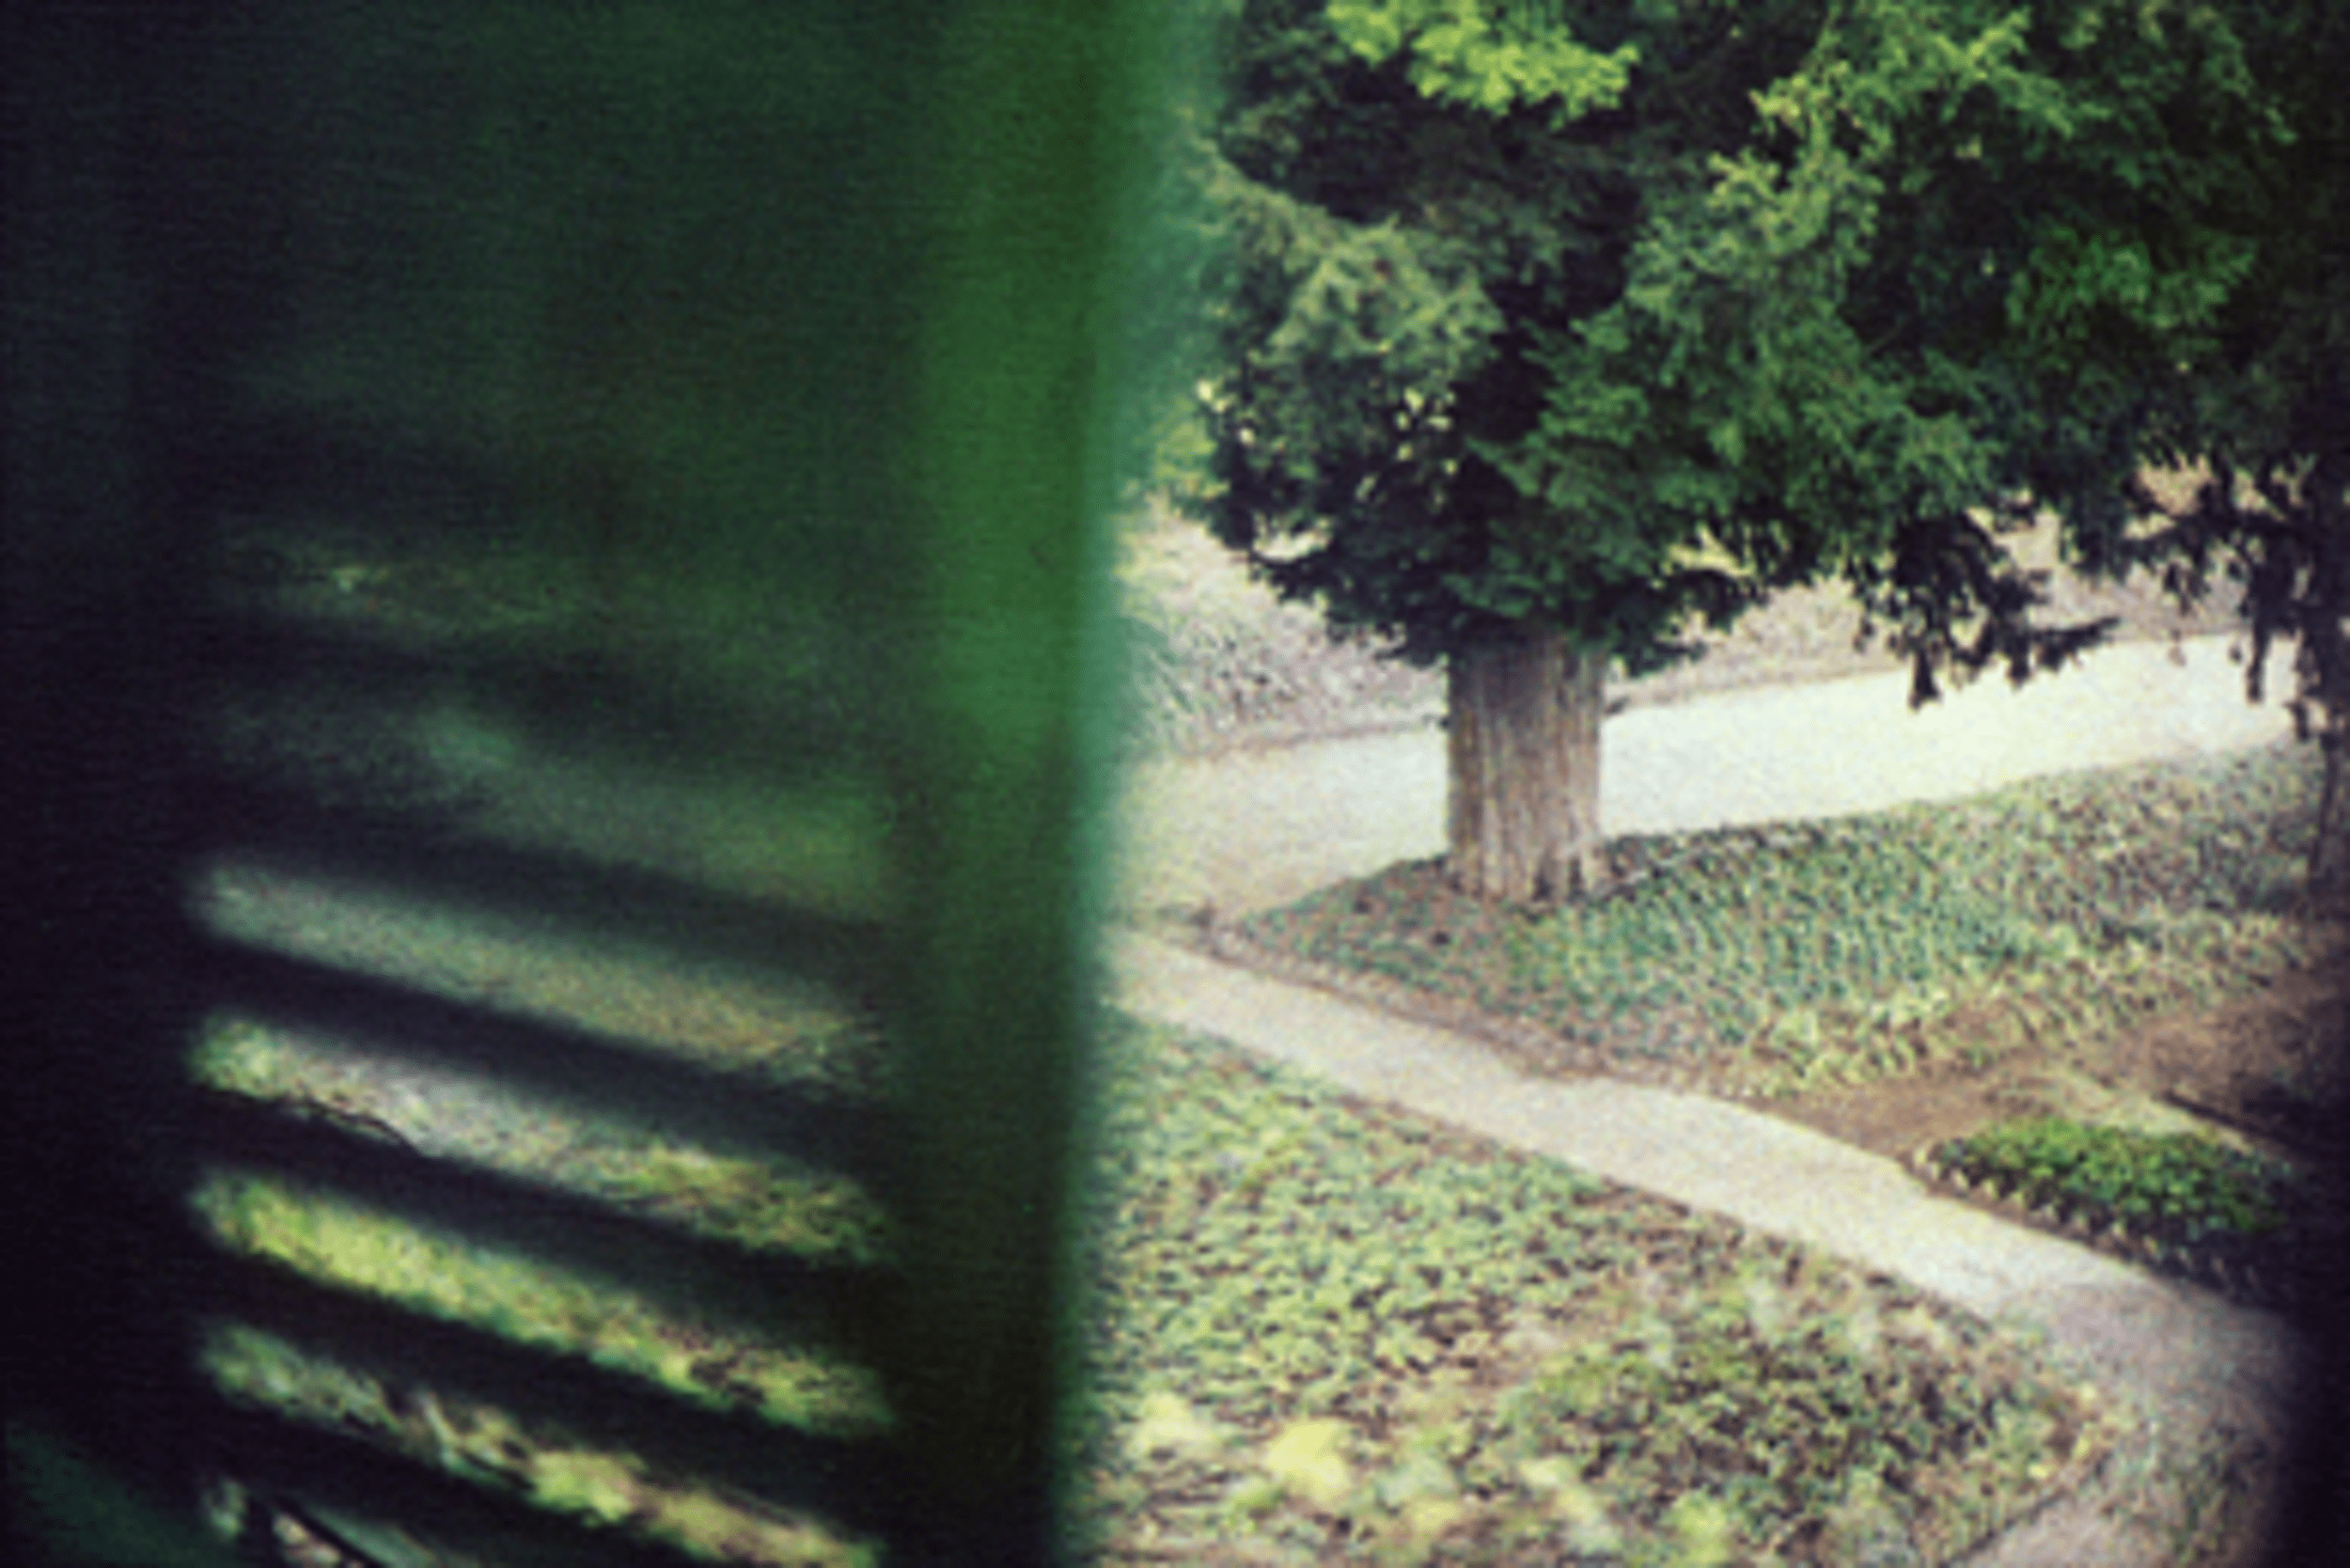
[1198,0,1838,902]
[2086,2,2350,881]
[1195,0,2287,902]
[1540,0,2292,686]
[1768,0,2343,879]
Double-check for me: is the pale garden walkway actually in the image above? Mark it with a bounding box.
[1107,632,2314,1564]
[1115,632,2292,919]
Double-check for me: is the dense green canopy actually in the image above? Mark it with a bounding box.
[1200,0,1825,675]
[1183,0,2348,897]
[2089,0,2350,866]
[1195,0,2300,696]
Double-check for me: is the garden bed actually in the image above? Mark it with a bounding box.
[1073,1017,2123,1565]
[1172,742,2349,1333]
[1908,1119,2329,1313]
[185,996,2125,1566]
[1204,746,2330,1102]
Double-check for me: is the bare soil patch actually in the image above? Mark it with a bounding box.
[1775,937,2350,1170]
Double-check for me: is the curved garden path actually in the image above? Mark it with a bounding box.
[1115,632,2292,920]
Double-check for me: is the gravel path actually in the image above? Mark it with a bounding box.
[1115,495,2237,760]
[1116,632,2297,919]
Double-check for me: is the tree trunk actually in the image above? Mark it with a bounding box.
[1446,627,1606,903]
[2312,725,2343,887]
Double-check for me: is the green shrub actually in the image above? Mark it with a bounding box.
[1935,1118,2295,1242]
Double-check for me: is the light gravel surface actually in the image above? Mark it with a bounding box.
[1116,632,2297,919]
[1114,494,2237,760]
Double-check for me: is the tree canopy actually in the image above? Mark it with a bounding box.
[1746,0,2290,699]
[1200,0,1829,679]
[1773,0,2348,868]
[1191,0,2345,896]
[1205,0,2289,677]
[2089,0,2350,871]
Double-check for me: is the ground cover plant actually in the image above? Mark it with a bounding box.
[1921,1117,2321,1307]
[1227,744,2330,1101]
[181,530,2155,1563]
[189,1002,2121,1567]
[1072,1015,2122,1565]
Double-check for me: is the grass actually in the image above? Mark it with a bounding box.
[1070,1016,2120,1565]
[1233,744,2329,1098]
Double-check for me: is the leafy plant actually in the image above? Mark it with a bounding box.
[1073,1015,2120,1563]
[191,1002,2121,1564]
[1934,1117,2297,1245]
[1239,745,2328,1096]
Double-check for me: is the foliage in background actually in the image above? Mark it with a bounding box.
[1190,0,2294,686]
[1236,744,2326,1096]
[2088,3,2350,878]
[191,1169,887,1438]
[1325,0,1636,123]
[192,1017,894,1265]
[1073,1014,2120,1563]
